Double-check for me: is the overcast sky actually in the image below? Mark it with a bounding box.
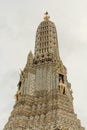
[0,0,87,129]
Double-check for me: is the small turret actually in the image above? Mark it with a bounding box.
[26,51,33,67]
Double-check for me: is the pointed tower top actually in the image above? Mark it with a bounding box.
[44,11,50,21]
[34,13,60,65]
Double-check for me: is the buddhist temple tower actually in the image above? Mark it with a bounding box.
[3,12,85,130]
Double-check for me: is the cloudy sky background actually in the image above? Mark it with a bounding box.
[0,0,87,129]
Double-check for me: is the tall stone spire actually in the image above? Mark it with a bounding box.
[3,13,85,130]
[34,12,60,65]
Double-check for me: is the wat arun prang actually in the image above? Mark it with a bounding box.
[3,12,85,130]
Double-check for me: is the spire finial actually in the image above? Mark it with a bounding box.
[44,11,50,21]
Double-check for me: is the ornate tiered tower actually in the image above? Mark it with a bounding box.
[3,12,85,130]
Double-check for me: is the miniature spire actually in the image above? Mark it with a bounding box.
[27,51,33,66]
[44,11,50,21]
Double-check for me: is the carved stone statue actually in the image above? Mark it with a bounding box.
[15,90,21,101]
[58,79,66,94]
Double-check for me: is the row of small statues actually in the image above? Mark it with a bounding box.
[33,53,57,64]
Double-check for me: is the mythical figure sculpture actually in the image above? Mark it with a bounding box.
[58,79,66,94]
